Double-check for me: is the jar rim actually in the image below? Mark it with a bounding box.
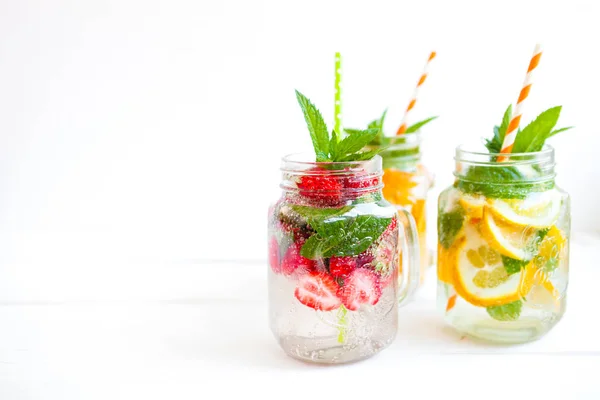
[456,144,554,161]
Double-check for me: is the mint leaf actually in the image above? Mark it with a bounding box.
[368,109,388,145]
[455,165,553,199]
[295,90,330,162]
[548,126,573,138]
[499,104,512,141]
[330,129,340,160]
[502,255,529,275]
[512,106,561,153]
[335,129,379,157]
[300,234,341,259]
[290,205,351,220]
[339,147,387,162]
[300,215,392,259]
[405,116,437,133]
[438,206,465,249]
[485,105,512,153]
[486,300,522,321]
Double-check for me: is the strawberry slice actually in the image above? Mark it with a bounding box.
[329,256,357,279]
[281,241,316,276]
[294,272,341,311]
[337,268,382,311]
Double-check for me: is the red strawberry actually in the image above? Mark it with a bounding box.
[329,256,357,279]
[337,268,382,311]
[294,271,341,311]
[343,169,379,191]
[281,241,316,276]
[268,237,281,273]
[296,168,343,205]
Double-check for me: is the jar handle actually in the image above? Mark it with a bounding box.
[396,206,421,306]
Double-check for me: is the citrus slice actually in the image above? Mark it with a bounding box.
[437,242,455,285]
[458,194,485,220]
[452,224,536,307]
[480,207,537,261]
[537,225,567,261]
[487,192,561,229]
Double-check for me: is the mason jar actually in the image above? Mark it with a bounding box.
[367,132,434,285]
[437,145,570,343]
[268,154,421,363]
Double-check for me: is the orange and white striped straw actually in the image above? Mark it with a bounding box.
[396,51,436,135]
[498,44,543,160]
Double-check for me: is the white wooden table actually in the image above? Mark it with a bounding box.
[1,235,599,399]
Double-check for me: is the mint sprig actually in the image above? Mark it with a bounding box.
[405,116,438,134]
[513,106,570,153]
[295,90,385,162]
[485,105,572,155]
[295,90,330,162]
[300,215,392,260]
[485,105,512,153]
[348,110,437,146]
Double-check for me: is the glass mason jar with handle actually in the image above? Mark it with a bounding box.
[437,146,570,343]
[268,154,421,364]
[367,132,434,285]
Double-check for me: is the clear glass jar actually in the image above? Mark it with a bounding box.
[268,154,421,363]
[367,132,434,285]
[437,145,570,343]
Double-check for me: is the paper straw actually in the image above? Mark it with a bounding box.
[334,52,342,135]
[498,44,543,160]
[396,51,436,135]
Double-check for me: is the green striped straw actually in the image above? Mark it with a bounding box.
[334,52,342,135]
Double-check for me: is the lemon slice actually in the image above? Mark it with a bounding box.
[480,207,538,261]
[537,225,567,260]
[487,192,561,229]
[458,194,485,220]
[452,224,536,307]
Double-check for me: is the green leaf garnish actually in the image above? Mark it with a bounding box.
[547,126,573,139]
[486,300,522,321]
[329,129,340,160]
[438,206,465,249]
[347,110,436,147]
[295,90,330,162]
[368,109,388,145]
[405,116,438,133]
[300,215,392,260]
[295,90,384,162]
[513,106,563,153]
[502,255,529,275]
[485,105,512,153]
[455,165,554,199]
[290,205,352,219]
[335,129,379,157]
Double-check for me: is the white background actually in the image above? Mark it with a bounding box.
[1,0,599,301]
[2,2,600,399]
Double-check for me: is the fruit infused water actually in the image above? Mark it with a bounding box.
[438,103,571,343]
[268,90,421,363]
